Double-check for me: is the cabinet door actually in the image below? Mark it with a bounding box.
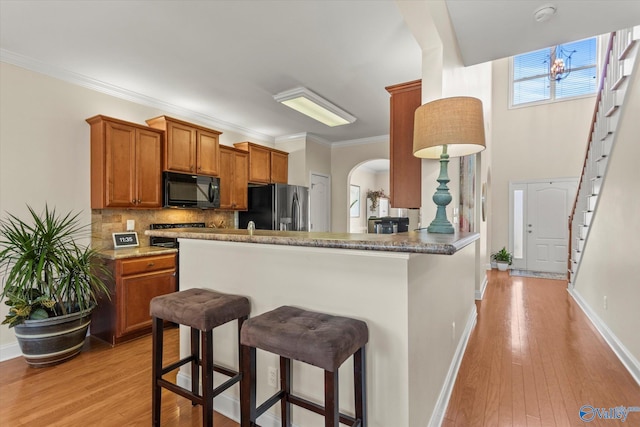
[166,121,196,173]
[135,128,163,207]
[386,80,422,209]
[104,121,136,207]
[234,150,249,210]
[218,147,234,210]
[248,144,271,184]
[118,270,176,336]
[196,130,220,176]
[270,151,288,184]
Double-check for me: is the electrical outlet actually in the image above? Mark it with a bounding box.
[268,366,278,388]
[604,295,608,310]
[126,219,135,231]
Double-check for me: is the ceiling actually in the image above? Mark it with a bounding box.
[1,1,639,144]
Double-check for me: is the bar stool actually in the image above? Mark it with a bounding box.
[151,288,250,427]
[240,305,368,427]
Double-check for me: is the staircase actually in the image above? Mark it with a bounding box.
[568,26,640,286]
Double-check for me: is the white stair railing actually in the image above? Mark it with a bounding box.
[568,26,639,286]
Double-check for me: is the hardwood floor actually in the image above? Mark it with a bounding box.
[1,272,638,426]
[0,327,238,427]
[443,271,640,427]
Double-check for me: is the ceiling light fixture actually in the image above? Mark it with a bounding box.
[273,87,356,127]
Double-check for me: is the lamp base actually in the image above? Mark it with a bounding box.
[427,145,455,234]
[427,218,455,234]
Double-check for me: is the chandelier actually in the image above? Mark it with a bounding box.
[548,45,576,82]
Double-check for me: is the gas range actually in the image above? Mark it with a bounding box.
[149,222,206,248]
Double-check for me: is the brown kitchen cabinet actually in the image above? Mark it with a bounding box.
[234,141,288,184]
[219,145,248,210]
[92,253,177,345]
[385,80,422,209]
[87,115,163,209]
[146,115,222,176]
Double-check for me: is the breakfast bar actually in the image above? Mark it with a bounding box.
[145,228,479,427]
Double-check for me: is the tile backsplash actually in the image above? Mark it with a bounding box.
[91,209,236,250]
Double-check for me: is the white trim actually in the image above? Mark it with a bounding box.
[332,134,389,147]
[428,305,478,427]
[0,48,273,143]
[475,274,488,300]
[568,288,640,386]
[0,342,22,362]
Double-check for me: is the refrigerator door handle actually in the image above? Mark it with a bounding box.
[292,191,300,231]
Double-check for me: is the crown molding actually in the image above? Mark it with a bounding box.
[332,134,389,147]
[0,49,274,143]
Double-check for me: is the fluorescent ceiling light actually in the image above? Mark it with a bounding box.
[273,87,356,127]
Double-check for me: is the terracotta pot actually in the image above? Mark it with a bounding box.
[13,305,94,368]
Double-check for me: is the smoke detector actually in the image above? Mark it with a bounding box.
[533,4,557,22]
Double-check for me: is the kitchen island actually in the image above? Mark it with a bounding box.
[145,228,479,427]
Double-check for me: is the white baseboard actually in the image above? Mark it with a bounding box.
[0,342,21,362]
[475,274,488,300]
[568,288,640,386]
[177,372,292,427]
[428,305,478,427]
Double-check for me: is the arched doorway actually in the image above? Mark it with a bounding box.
[348,159,390,233]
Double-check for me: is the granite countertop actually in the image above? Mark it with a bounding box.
[97,245,178,260]
[144,228,479,255]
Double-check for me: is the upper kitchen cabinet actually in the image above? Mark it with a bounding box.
[87,115,163,209]
[385,80,422,209]
[219,145,248,210]
[233,141,288,184]
[145,115,222,177]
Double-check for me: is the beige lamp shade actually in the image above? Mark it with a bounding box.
[413,96,486,159]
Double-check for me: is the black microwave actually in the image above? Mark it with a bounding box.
[163,172,220,209]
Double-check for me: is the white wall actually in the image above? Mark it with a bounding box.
[491,57,594,252]
[572,64,640,372]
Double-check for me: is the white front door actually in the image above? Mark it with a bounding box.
[510,179,578,273]
[309,172,330,232]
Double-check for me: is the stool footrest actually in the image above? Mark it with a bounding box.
[213,364,237,378]
[158,378,202,405]
[161,355,197,376]
[213,373,242,396]
[288,394,358,426]
[255,390,286,419]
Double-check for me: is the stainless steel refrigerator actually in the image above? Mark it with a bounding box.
[239,184,309,231]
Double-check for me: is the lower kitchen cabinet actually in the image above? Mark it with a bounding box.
[92,253,177,345]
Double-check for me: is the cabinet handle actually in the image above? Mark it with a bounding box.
[132,199,136,204]
[147,262,155,267]
[138,199,142,204]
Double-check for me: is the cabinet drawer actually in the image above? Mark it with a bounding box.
[120,254,176,276]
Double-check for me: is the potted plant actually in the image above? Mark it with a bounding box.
[366,189,388,212]
[491,247,513,271]
[0,205,110,367]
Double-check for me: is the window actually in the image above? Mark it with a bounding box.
[511,37,598,107]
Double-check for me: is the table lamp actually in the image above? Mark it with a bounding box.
[413,96,486,233]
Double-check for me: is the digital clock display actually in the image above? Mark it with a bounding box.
[112,232,139,248]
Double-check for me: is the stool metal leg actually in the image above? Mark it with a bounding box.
[324,370,339,427]
[354,346,367,427]
[240,345,256,427]
[191,327,200,404]
[280,357,291,427]
[151,317,163,427]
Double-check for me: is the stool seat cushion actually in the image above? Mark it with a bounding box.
[150,288,250,331]
[241,306,368,372]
